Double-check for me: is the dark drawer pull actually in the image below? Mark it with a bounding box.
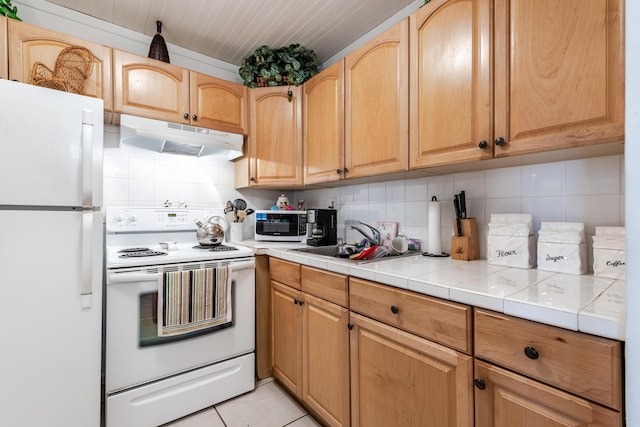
[390,305,399,315]
[474,378,486,390]
[524,346,539,360]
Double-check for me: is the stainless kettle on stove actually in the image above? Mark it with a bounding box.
[194,215,227,246]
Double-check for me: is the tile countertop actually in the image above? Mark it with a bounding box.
[238,240,626,342]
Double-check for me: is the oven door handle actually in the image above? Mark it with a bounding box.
[108,271,160,283]
[107,259,255,284]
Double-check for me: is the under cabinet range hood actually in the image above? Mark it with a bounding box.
[119,114,244,159]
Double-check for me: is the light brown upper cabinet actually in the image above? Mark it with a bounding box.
[114,49,248,132]
[113,49,189,124]
[493,0,624,157]
[345,19,409,178]
[410,0,493,168]
[8,19,112,111]
[1,16,7,79]
[303,60,345,185]
[410,0,624,168]
[243,85,303,187]
[190,71,247,134]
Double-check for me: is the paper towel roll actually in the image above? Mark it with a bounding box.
[427,199,442,255]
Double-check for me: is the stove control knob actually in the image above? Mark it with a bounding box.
[127,213,138,223]
[114,212,126,223]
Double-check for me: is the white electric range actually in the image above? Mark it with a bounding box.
[104,206,256,427]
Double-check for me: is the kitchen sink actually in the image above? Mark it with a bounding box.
[288,245,422,264]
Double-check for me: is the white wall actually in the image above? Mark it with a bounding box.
[624,0,639,425]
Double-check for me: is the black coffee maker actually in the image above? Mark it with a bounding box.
[306,209,338,246]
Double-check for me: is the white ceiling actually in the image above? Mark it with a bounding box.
[43,0,420,66]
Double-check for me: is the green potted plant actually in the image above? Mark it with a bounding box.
[0,0,21,20]
[239,44,319,89]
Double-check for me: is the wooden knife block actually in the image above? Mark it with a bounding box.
[451,218,480,261]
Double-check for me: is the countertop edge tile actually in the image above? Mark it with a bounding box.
[503,299,579,331]
[449,288,504,313]
[407,280,450,300]
[578,312,625,341]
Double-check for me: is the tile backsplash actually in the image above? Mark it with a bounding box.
[293,155,625,265]
[103,140,624,267]
[102,142,283,239]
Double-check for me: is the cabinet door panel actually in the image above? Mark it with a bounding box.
[350,312,472,427]
[302,293,350,427]
[410,0,492,168]
[249,86,303,186]
[304,60,344,184]
[113,49,189,123]
[475,360,622,427]
[190,71,247,134]
[271,281,302,397]
[8,19,112,110]
[494,0,624,156]
[345,20,409,178]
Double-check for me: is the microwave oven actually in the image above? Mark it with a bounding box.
[254,210,308,242]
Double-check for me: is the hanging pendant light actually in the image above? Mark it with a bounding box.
[148,20,170,63]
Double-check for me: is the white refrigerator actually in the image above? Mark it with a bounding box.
[0,79,103,426]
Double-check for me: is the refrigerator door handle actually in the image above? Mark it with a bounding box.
[81,211,93,309]
[81,109,94,208]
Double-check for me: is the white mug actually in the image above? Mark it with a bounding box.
[390,236,408,254]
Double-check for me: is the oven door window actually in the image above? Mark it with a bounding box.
[139,290,233,347]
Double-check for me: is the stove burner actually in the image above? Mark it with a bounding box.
[118,247,151,253]
[193,244,239,252]
[118,250,167,258]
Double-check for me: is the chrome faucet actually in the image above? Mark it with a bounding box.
[350,222,381,247]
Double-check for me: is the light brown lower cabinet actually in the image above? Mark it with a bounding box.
[271,280,350,427]
[271,280,302,396]
[349,312,473,427]
[269,261,625,426]
[474,360,622,426]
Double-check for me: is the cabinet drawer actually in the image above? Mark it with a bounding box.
[474,309,622,410]
[349,278,472,354]
[269,258,301,289]
[301,266,348,307]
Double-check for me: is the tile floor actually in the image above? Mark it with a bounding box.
[164,378,322,427]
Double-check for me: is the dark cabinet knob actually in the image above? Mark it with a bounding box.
[336,169,342,175]
[183,113,189,119]
[250,177,255,182]
[293,298,299,305]
[347,323,354,330]
[474,378,486,390]
[299,300,304,306]
[343,167,349,175]
[192,114,198,121]
[494,137,506,146]
[478,140,488,149]
[390,305,399,315]
[524,346,539,360]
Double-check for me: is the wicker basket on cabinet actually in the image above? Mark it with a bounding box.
[29,46,94,94]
